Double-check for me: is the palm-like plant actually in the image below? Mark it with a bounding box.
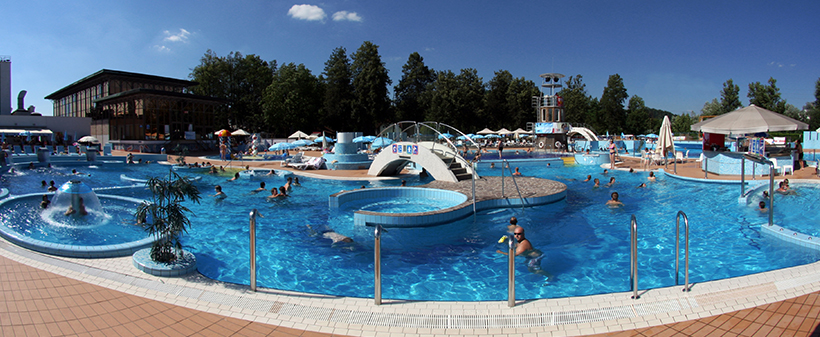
[135,168,201,263]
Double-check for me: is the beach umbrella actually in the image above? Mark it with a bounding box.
[292,139,312,147]
[288,131,310,139]
[657,115,675,158]
[689,104,809,134]
[496,128,513,135]
[472,134,486,139]
[646,133,659,138]
[313,136,333,144]
[78,136,100,144]
[370,137,394,150]
[485,134,502,138]
[231,129,250,136]
[19,130,32,142]
[352,135,376,143]
[268,143,299,151]
[437,133,454,140]
[476,128,495,135]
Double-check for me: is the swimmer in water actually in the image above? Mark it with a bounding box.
[593,178,600,188]
[497,226,553,281]
[606,191,623,207]
[759,201,767,212]
[648,171,656,181]
[306,224,354,245]
[583,175,591,182]
[251,182,266,194]
[65,197,88,216]
[212,185,227,199]
[229,172,240,181]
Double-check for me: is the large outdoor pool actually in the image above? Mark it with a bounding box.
[0,161,818,301]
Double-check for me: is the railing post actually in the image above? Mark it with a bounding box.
[374,224,386,305]
[249,209,262,292]
[630,215,639,300]
[768,166,775,226]
[740,158,746,198]
[676,211,690,292]
[505,234,517,307]
[501,160,506,198]
[471,162,476,214]
[704,157,708,179]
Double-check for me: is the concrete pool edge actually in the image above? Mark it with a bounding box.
[0,232,817,336]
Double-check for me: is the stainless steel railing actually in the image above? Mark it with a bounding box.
[373,224,387,305]
[630,214,639,300]
[501,159,526,210]
[675,211,691,292]
[249,209,262,292]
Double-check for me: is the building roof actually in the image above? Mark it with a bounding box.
[93,88,227,104]
[45,69,197,99]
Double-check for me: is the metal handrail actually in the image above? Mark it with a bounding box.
[675,211,690,292]
[249,209,262,292]
[372,224,387,305]
[501,159,526,210]
[630,214,639,300]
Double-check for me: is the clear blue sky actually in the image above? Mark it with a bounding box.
[4,0,819,117]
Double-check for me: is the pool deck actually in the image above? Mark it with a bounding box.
[1,150,818,336]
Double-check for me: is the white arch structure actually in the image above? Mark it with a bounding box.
[567,127,599,141]
[367,142,476,183]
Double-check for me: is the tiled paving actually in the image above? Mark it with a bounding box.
[1,153,819,336]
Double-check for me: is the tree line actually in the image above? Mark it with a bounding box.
[198,41,820,138]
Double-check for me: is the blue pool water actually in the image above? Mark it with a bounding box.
[1,161,819,301]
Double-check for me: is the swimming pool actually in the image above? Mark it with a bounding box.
[1,161,818,301]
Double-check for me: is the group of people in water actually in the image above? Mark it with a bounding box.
[211,169,300,201]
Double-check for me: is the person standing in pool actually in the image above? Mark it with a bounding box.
[212,185,227,199]
[251,182,266,194]
[497,226,553,281]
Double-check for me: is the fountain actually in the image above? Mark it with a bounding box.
[323,132,373,170]
[0,180,153,257]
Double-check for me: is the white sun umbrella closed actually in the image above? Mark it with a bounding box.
[657,115,675,162]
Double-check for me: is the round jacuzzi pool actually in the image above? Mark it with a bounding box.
[0,193,154,258]
[329,187,469,227]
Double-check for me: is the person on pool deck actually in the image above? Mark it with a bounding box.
[496,226,553,281]
[605,177,616,187]
[608,139,616,169]
[583,175,591,182]
[229,172,240,181]
[593,178,600,188]
[65,197,88,216]
[251,182,266,193]
[648,171,656,181]
[212,185,227,199]
[513,167,522,176]
[497,140,504,159]
[606,192,623,207]
[759,201,768,212]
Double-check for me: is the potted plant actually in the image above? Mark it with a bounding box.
[135,168,201,263]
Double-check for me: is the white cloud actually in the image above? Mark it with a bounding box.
[163,28,191,43]
[153,45,171,53]
[332,11,362,22]
[288,4,327,21]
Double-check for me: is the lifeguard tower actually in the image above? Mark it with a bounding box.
[532,73,570,151]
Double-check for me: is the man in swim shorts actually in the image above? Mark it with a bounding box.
[497,226,553,281]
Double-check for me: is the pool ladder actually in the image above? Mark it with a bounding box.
[500,159,526,210]
[629,211,691,300]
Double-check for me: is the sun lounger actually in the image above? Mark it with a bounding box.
[675,151,686,163]
[289,157,325,170]
[280,152,303,166]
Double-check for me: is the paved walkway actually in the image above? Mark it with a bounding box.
[1,151,818,336]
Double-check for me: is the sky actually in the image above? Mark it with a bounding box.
[3,0,819,118]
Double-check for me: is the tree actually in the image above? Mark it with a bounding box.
[625,95,649,135]
[748,77,786,113]
[671,113,694,134]
[719,79,742,114]
[701,98,721,116]
[135,168,201,263]
[598,74,629,133]
[394,52,434,123]
[263,63,323,135]
[506,77,540,130]
[558,75,592,126]
[783,104,807,123]
[351,41,392,134]
[810,78,820,130]
[322,47,355,131]
[482,70,513,129]
[424,69,484,131]
[188,50,276,132]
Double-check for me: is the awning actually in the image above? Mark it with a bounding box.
[0,128,53,135]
